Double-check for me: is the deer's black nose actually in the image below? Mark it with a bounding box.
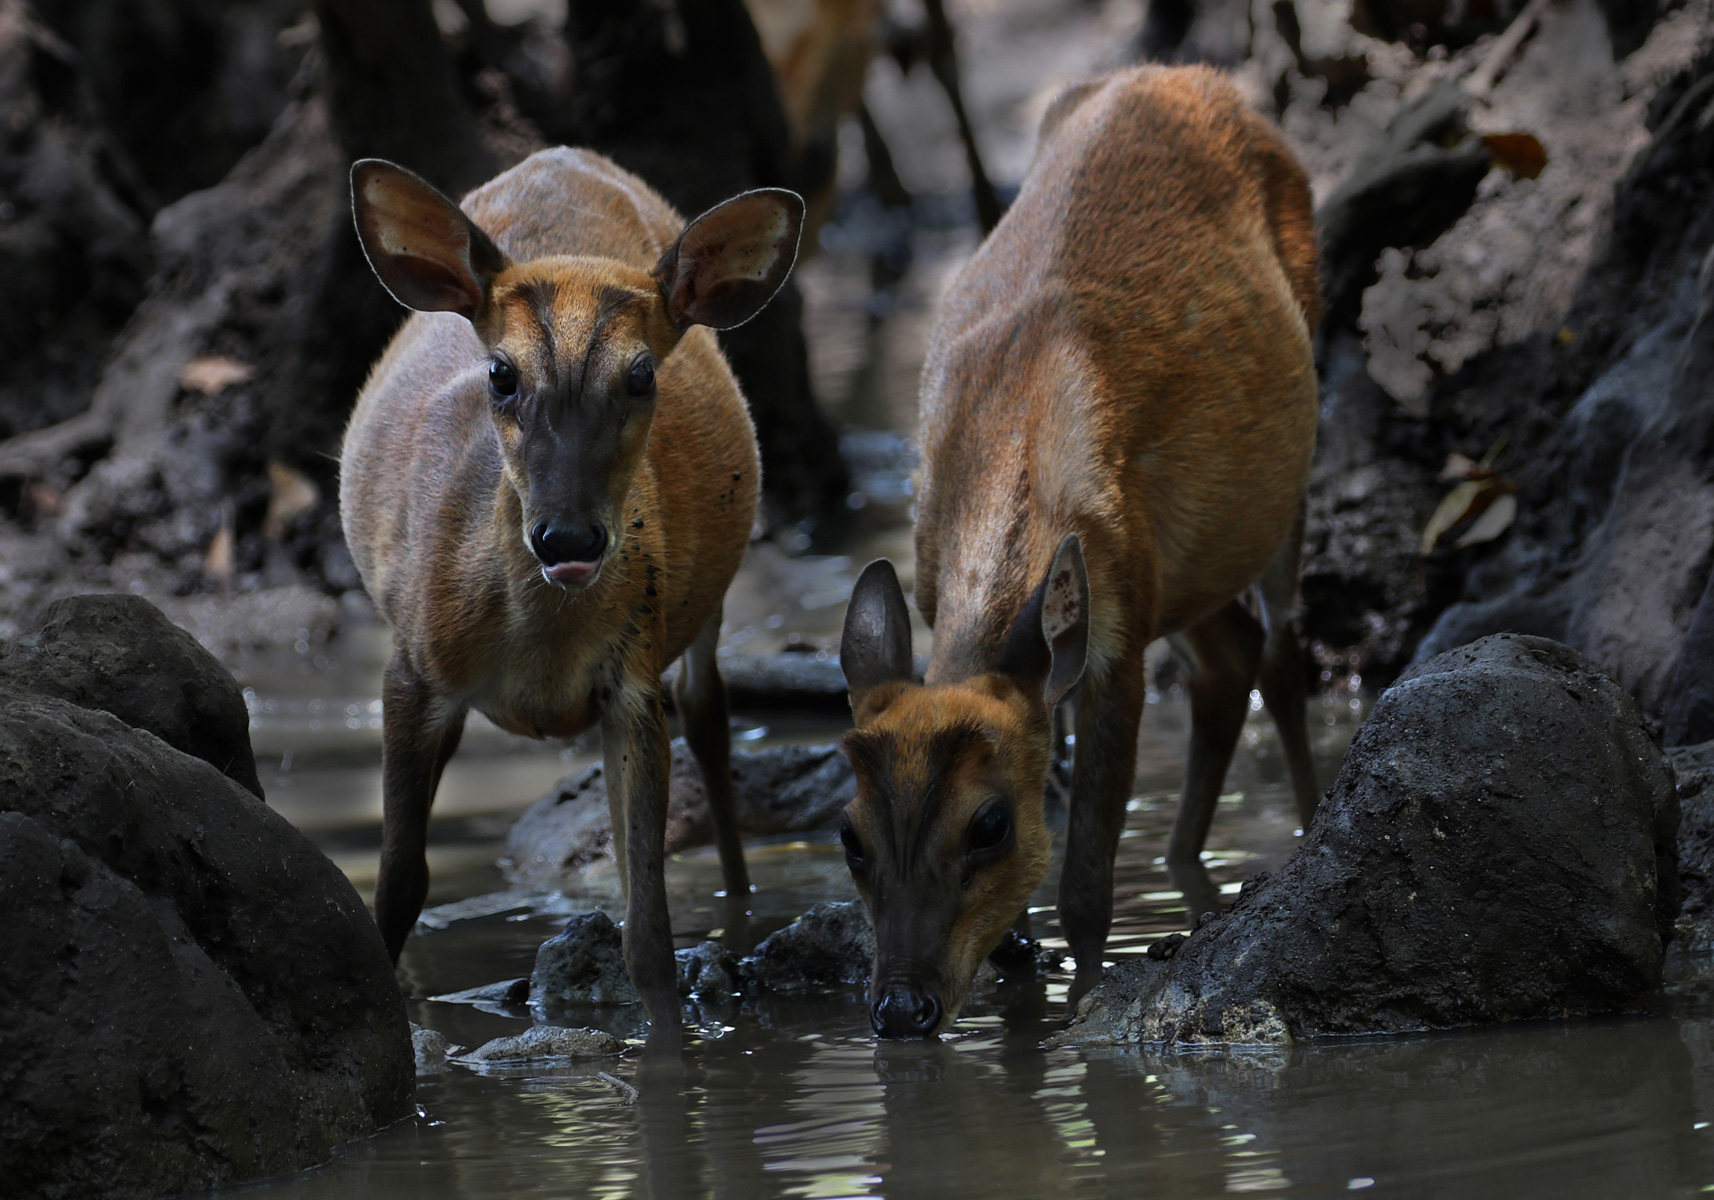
[530,521,607,565]
[871,987,943,1039]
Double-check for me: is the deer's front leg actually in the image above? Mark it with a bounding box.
[603,685,680,1028]
[375,652,466,964]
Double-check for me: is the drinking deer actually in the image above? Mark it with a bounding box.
[837,66,1323,1037]
[342,149,803,1025]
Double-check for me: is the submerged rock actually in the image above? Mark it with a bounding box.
[461,1025,626,1064]
[530,900,1018,1011]
[0,596,412,1200]
[531,910,642,1008]
[431,978,531,1007]
[1062,635,1680,1047]
[412,1025,463,1073]
[504,740,853,888]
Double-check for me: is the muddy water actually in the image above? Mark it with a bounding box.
[237,621,1714,1200]
[239,655,1714,1200]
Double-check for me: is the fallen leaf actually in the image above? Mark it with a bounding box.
[179,356,255,396]
[1452,492,1517,549]
[263,460,320,540]
[1439,452,1481,482]
[1421,475,1518,554]
[1482,132,1547,180]
[204,521,234,592]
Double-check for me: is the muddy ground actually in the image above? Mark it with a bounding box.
[1,0,1711,706]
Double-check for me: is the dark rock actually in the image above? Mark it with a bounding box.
[29,0,304,207]
[667,651,854,711]
[0,593,261,796]
[738,901,875,994]
[1146,933,1187,962]
[530,911,641,1008]
[676,939,742,1000]
[411,1025,462,1073]
[1060,635,1680,1047]
[0,691,411,1199]
[0,1,150,446]
[1671,740,1714,951]
[986,926,1048,978]
[504,739,853,889]
[1665,552,1714,747]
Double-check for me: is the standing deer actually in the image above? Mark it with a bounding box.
[837,66,1323,1038]
[343,149,803,1025]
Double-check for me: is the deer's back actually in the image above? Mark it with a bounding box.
[916,67,1319,676]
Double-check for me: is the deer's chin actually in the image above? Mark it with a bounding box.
[542,560,600,588]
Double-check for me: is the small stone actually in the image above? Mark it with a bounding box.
[676,940,741,999]
[1146,933,1186,961]
[430,978,530,1006]
[739,901,875,993]
[411,1025,462,1072]
[531,911,641,1007]
[461,1025,626,1064]
[986,927,1044,978]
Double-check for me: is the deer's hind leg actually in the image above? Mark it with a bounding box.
[1165,600,1265,919]
[1254,504,1321,830]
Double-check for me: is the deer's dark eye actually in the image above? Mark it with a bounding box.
[967,802,1012,856]
[839,819,866,872]
[626,358,655,397]
[489,359,519,398]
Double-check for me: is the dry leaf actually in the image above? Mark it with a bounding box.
[1482,133,1548,180]
[1421,476,1518,554]
[1439,452,1481,482]
[1452,492,1517,549]
[263,460,320,540]
[22,481,60,519]
[204,522,234,591]
[179,356,255,396]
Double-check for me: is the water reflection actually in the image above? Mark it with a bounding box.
[266,989,1714,1199]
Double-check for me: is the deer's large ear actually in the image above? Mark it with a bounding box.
[995,534,1089,708]
[654,188,804,331]
[351,159,508,320]
[841,559,915,722]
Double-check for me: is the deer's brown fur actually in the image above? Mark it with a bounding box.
[343,149,799,1025]
[839,66,1322,1036]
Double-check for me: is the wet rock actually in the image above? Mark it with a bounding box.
[0,592,261,796]
[505,739,853,888]
[430,978,531,1007]
[411,1025,462,1073]
[670,652,853,711]
[1671,740,1714,951]
[1061,635,1680,1047]
[677,939,742,1000]
[460,1024,626,1065]
[1413,47,1714,707]
[738,901,876,993]
[0,618,412,1199]
[530,910,641,1008]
